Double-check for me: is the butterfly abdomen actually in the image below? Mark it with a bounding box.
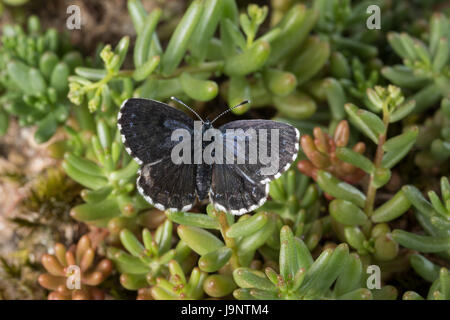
[196,163,212,201]
[195,122,214,201]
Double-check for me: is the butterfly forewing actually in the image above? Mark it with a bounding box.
[217,120,300,184]
[118,98,197,211]
[118,98,194,164]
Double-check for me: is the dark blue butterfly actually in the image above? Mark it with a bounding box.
[118,98,299,215]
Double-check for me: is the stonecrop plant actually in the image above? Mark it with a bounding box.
[0,0,449,302]
[38,235,113,300]
[394,177,450,262]
[232,226,397,300]
[61,116,153,241]
[0,15,83,142]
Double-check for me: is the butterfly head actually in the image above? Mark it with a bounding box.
[202,119,213,130]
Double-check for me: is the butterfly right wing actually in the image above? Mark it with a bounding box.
[118,98,196,211]
[209,119,299,215]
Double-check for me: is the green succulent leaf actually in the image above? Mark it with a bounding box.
[199,247,232,273]
[161,0,204,75]
[392,230,450,253]
[316,170,366,208]
[177,225,224,255]
[371,190,411,223]
[336,147,374,174]
[329,199,368,226]
[227,212,268,238]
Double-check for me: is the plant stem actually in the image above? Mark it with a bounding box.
[364,104,391,217]
[217,210,240,270]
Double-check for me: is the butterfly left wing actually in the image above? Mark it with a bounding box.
[118,98,196,211]
[210,119,299,215]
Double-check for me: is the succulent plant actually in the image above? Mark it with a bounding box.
[259,169,325,251]
[383,13,450,113]
[311,86,418,266]
[146,259,207,300]
[414,98,450,169]
[170,205,277,269]
[62,118,152,237]
[393,177,450,262]
[2,0,450,302]
[0,15,83,142]
[313,0,383,61]
[297,119,366,184]
[65,0,325,123]
[233,226,389,300]
[38,235,113,299]
[403,254,450,300]
[107,220,195,290]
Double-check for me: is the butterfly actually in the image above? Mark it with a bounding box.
[117,97,299,215]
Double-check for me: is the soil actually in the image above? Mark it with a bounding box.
[22,0,187,55]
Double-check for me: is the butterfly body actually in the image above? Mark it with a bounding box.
[118,98,299,215]
[196,120,213,201]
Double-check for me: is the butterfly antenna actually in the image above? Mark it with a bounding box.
[171,96,204,123]
[210,100,251,124]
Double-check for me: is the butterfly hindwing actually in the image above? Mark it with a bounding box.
[118,98,196,211]
[137,160,196,212]
[210,163,269,215]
